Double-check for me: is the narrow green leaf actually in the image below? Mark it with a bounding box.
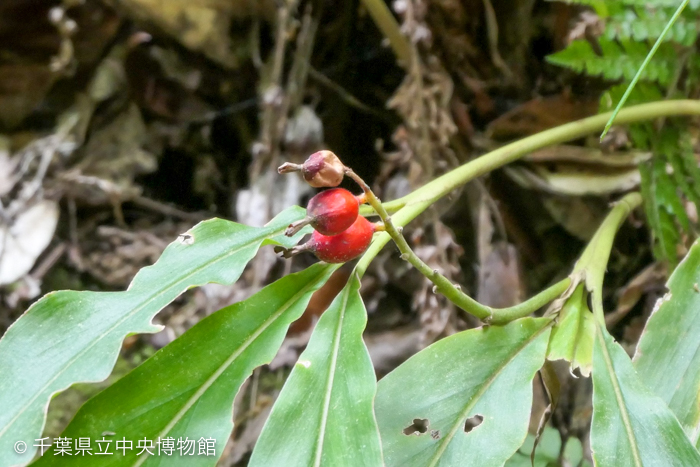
[640,161,680,266]
[600,0,689,139]
[248,273,382,467]
[375,318,552,467]
[591,324,700,466]
[0,207,306,466]
[546,285,595,377]
[31,263,338,466]
[634,240,700,445]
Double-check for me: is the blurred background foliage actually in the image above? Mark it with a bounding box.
[0,0,697,464]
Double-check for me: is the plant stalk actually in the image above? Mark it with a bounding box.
[355,100,700,322]
[359,0,412,66]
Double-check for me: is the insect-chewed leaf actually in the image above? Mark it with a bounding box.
[375,318,552,467]
[31,262,337,466]
[634,239,700,446]
[0,206,307,466]
[248,274,382,467]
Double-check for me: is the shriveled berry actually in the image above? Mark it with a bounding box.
[310,216,375,263]
[286,188,364,237]
[302,150,345,187]
[278,150,345,188]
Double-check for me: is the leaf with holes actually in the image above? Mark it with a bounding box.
[248,273,382,467]
[375,318,552,467]
[591,323,700,466]
[546,285,595,377]
[0,207,306,466]
[634,239,700,446]
[31,263,338,466]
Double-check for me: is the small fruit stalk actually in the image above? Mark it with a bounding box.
[277,150,383,263]
[286,188,367,236]
[280,215,376,263]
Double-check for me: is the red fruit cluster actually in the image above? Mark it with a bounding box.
[286,188,361,237]
[279,151,375,263]
[309,216,375,263]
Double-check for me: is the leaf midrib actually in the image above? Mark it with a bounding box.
[132,265,334,466]
[427,321,552,467]
[0,222,286,441]
[312,279,353,467]
[594,324,643,467]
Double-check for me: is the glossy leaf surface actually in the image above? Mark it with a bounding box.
[634,239,700,444]
[32,263,337,466]
[0,207,306,466]
[591,324,700,466]
[248,274,382,467]
[375,318,552,467]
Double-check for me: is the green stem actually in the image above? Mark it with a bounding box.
[383,100,700,214]
[356,100,700,322]
[600,0,690,140]
[488,278,571,325]
[347,169,492,321]
[359,0,412,66]
[573,193,643,325]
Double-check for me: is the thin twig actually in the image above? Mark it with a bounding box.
[132,196,207,222]
[308,67,387,118]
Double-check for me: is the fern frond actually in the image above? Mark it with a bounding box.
[551,0,700,267]
[600,83,663,113]
[547,39,678,85]
[605,8,699,46]
[640,160,682,266]
[562,0,698,9]
[662,126,700,210]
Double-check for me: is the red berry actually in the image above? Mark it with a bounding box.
[310,216,375,263]
[286,188,363,237]
[308,188,360,235]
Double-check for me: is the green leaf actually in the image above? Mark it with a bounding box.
[661,125,700,220]
[248,273,382,467]
[653,158,690,233]
[0,207,306,466]
[591,324,700,466]
[640,161,680,266]
[606,7,699,46]
[634,240,700,445]
[547,39,677,86]
[32,263,338,466]
[546,285,595,377]
[375,318,552,467]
